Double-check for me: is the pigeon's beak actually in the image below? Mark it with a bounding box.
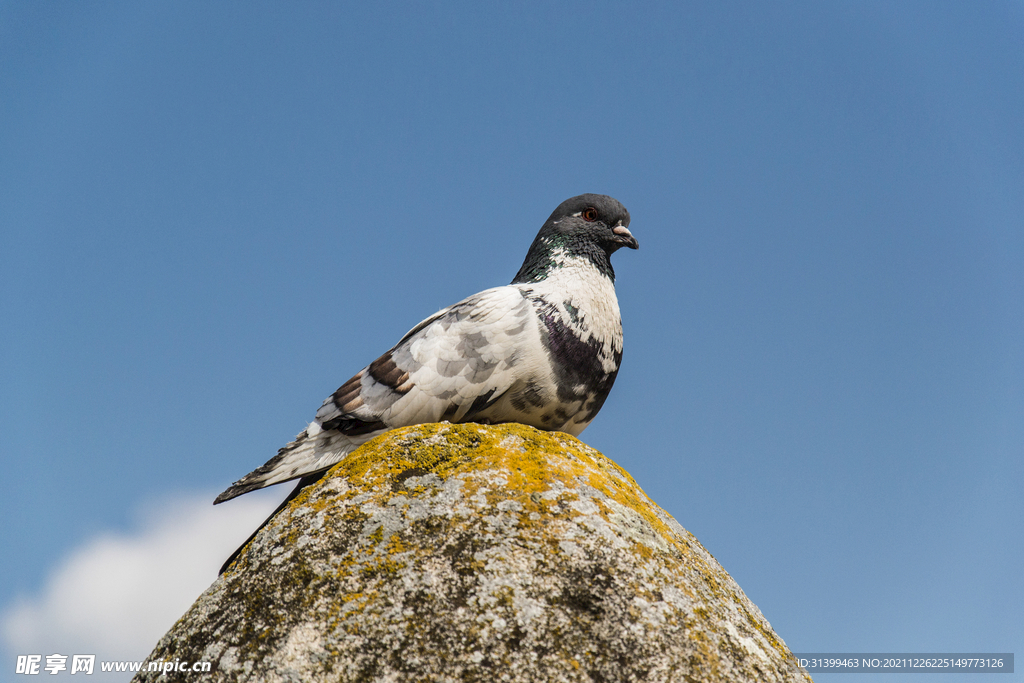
[612,225,639,250]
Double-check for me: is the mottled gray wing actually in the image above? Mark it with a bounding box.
[215,286,540,504]
[315,285,538,430]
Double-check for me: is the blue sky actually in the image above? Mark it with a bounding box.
[1,2,1021,681]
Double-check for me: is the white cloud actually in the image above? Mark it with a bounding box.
[1,491,280,680]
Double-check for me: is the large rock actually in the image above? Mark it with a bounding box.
[136,423,811,682]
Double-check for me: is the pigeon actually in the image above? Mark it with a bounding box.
[215,193,637,572]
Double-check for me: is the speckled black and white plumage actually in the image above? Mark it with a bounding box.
[215,194,637,571]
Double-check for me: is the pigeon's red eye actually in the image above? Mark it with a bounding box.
[581,207,598,222]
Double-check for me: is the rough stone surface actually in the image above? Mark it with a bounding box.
[135,423,812,682]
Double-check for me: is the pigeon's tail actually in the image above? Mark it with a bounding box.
[219,470,329,574]
[214,422,366,504]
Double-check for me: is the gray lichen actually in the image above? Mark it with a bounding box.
[134,423,812,682]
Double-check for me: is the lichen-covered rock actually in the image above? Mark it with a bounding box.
[135,423,811,682]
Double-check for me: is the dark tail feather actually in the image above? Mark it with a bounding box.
[218,470,329,575]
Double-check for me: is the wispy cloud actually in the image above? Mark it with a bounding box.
[1,491,279,680]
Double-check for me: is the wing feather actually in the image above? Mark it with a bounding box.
[215,286,541,503]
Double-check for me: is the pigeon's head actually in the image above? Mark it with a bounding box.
[513,194,637,284]
[546,194,637,253]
